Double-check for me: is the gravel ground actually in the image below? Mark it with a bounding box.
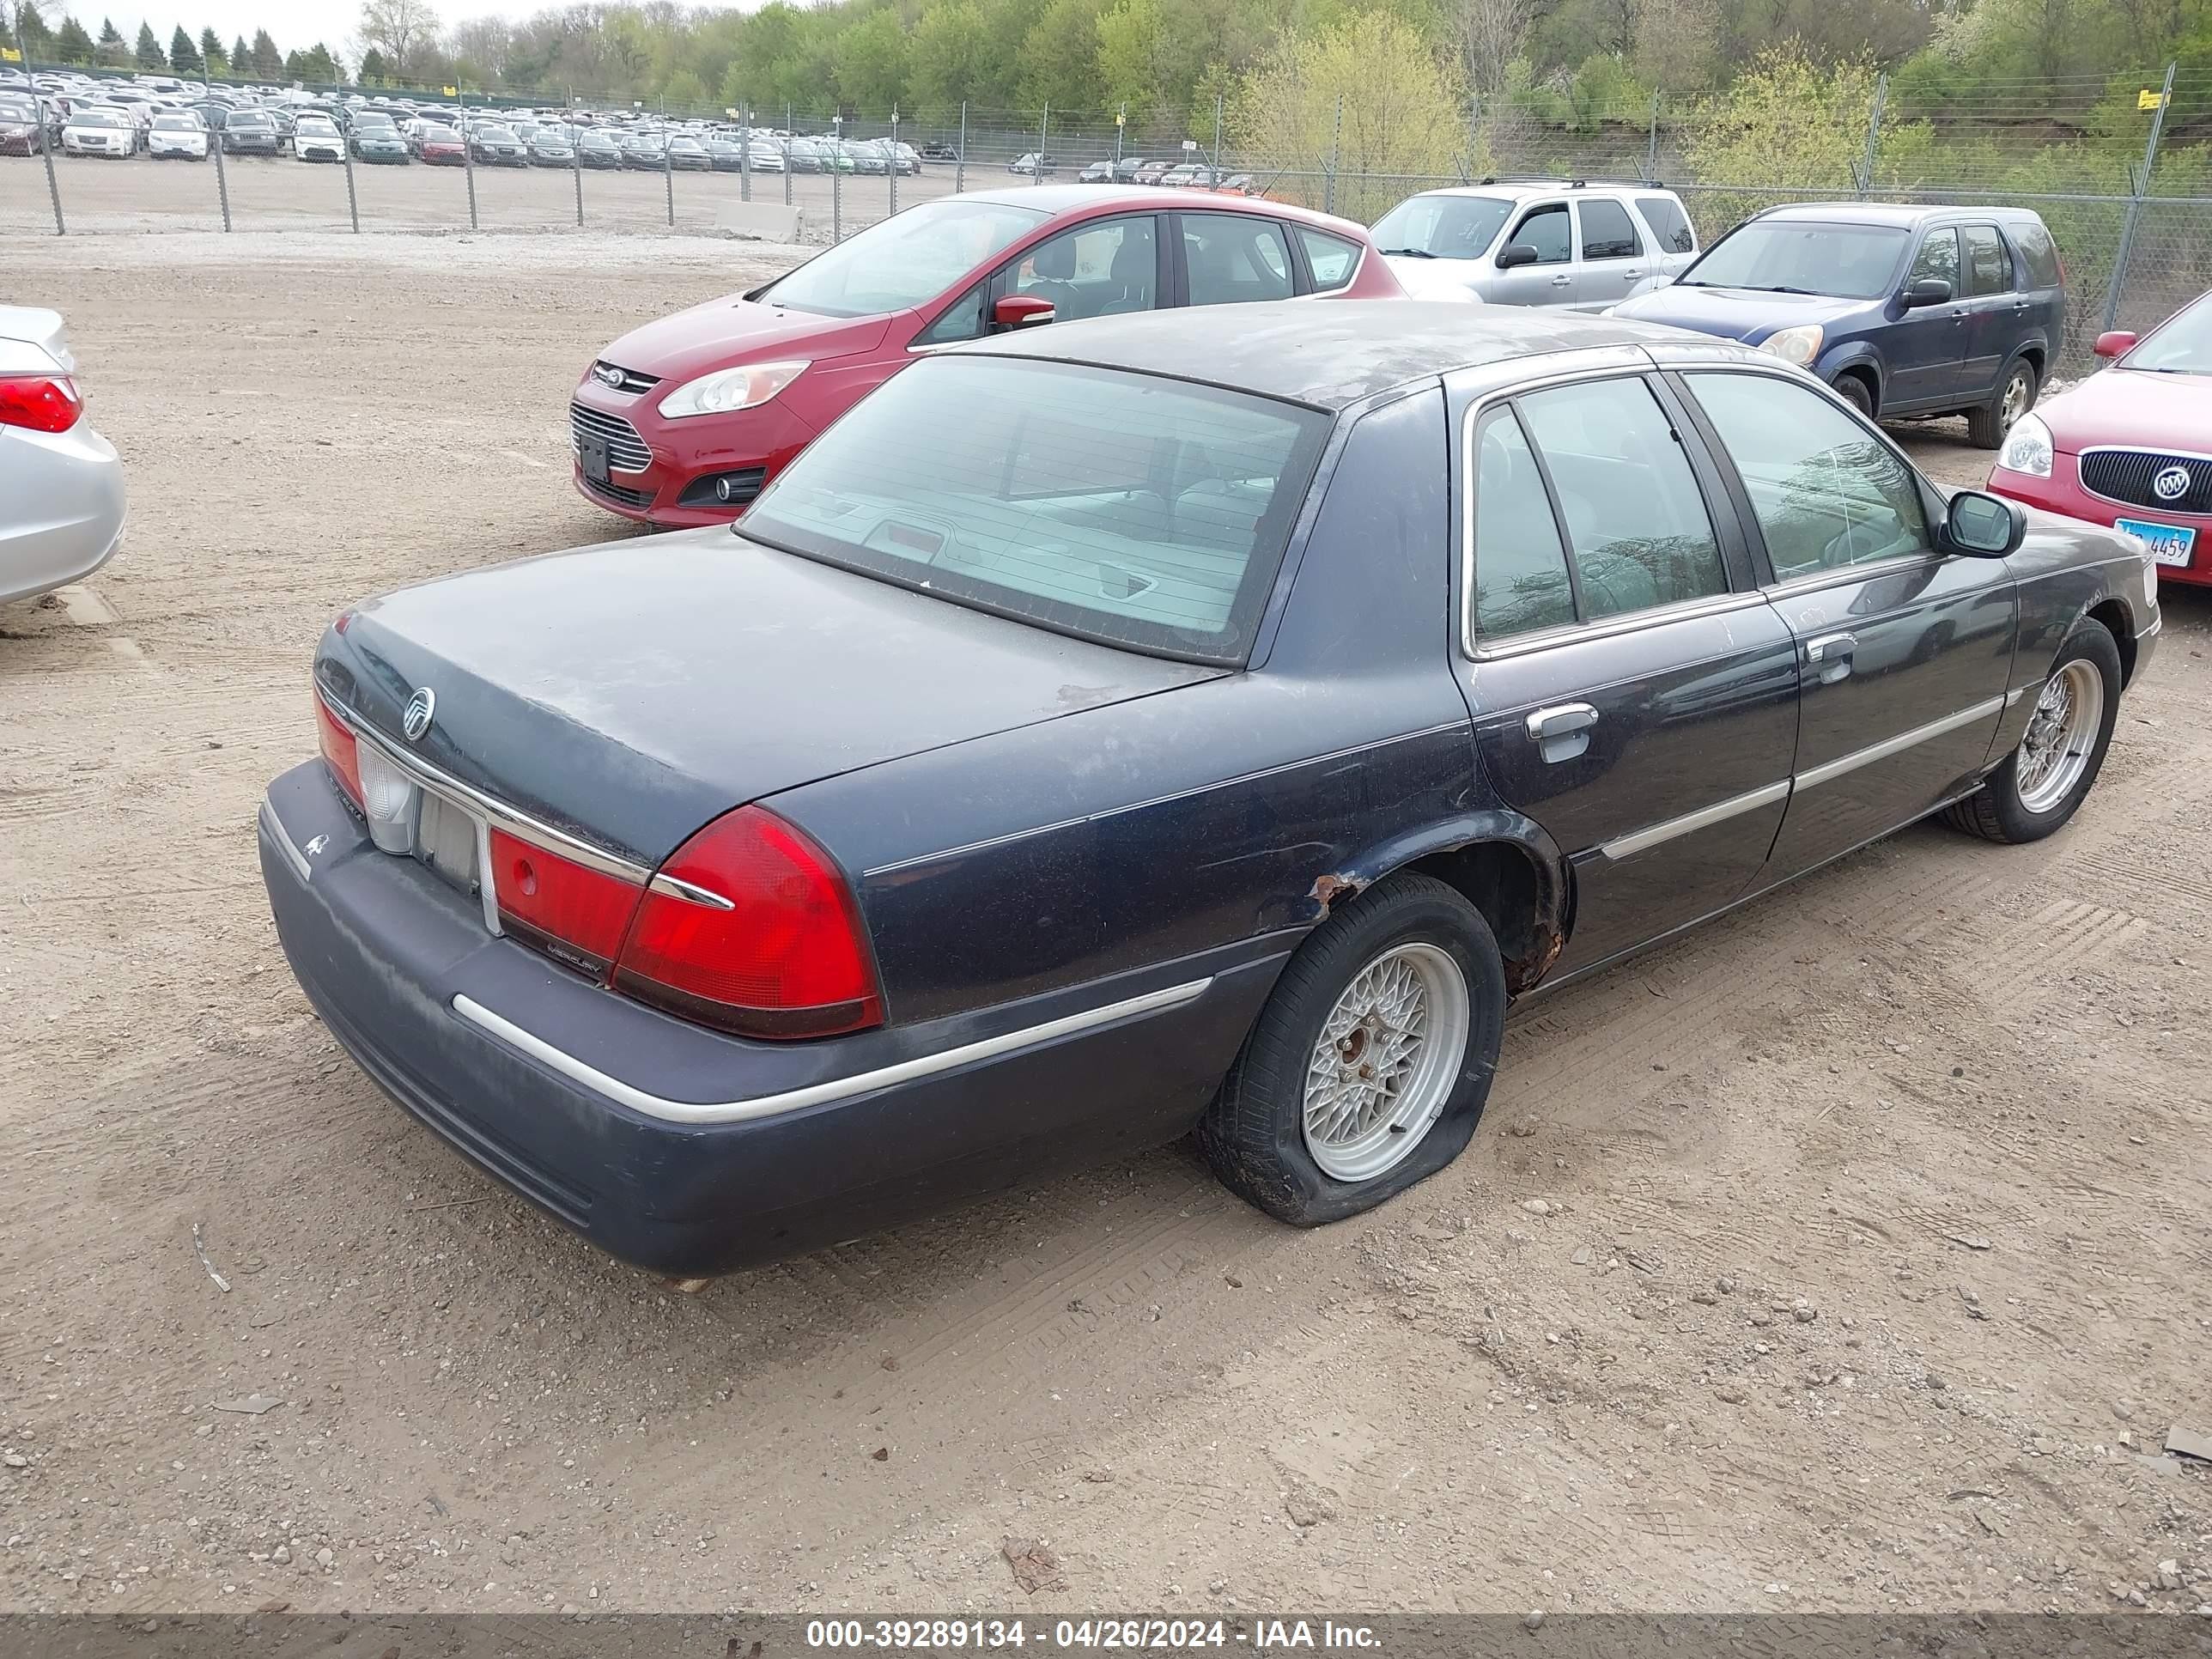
[2,229,2209,1621]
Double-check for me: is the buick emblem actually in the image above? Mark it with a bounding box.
[402,687,436,743]
[2153,464,2191,502]
[592,363,624,389]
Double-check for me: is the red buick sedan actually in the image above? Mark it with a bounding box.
[1988,289,2212,589]
[568,185,1406,526]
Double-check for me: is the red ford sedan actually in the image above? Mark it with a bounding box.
[1988,289,2212,589]
[568,185,1405,526]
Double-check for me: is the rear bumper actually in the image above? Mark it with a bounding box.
[1991,455,2212,588]
[258,762,1276,1276]
[1,420,127,606]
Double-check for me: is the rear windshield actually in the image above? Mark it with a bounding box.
[739,356,1333,665]
[1681,220,1909,300]
[1370,194,1513,261]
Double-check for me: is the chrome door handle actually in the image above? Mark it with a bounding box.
[1526,702,1598,763]
[1802,632,1856,684]
[1549,273,1572,286]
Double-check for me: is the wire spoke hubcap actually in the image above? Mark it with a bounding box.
[1302,942,1470,1183]
[2014,659,2103,814]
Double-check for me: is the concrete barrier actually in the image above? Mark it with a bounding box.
[715,201,805,242]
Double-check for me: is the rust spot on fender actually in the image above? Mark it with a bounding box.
[1502,926,1565,995]
[1309,872,1369,918]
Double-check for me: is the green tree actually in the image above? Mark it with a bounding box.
[169,23,201,71]
[55,14,94,61]
[198,26,223,71]
[14,1,56,56]
[1231,10,1469,218]
[1096,0,1173,122]
[356,44,386,82]
[94,15,126,65]
[661,65,707,110]
[1016,0,1104,110]
[250,27,279,76]
[830,6,908,110]
[229,32,246,70]
[906,0,994,109]
[299,40,337,79]
[134,18,163,67]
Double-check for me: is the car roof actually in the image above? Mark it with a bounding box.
[953,300,1715,411]
[1753,200,2047,228]
[1402,179,1677,201]
[957,183,1366,236]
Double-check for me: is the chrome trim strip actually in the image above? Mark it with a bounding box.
[1762,552,1941,601]
[450,976,1215,1126]
[1600,779,1790,861]
[259,797,313,884]
[2005,678,2045,708]
[2074,444,2212,517]
[648,872,736,910]
[319,690,653,884]
[1469,590,1768,661]
[1793,696,2006,791]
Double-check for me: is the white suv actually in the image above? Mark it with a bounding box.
[1371,179,1700,311]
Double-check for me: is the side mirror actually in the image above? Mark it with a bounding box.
[2094,330,2137,360]
[1942,489,2026,558]
[1900,278,1954,308]
[1497,243,1539,271]
[991,295,1056,330]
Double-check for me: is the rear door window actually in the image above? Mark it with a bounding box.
[2007,219,2062,289]
[1577,198,1642,261]
[1963,224,2011,296]
[1514,379,1729,621]
[1470,407,1576,639]
[1636,195,1695,254]
[1182,213,1294,307]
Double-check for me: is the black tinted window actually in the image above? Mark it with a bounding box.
[1637,195,1694,254]
[1183,213,1293,307]
[2008,219,2062,289]
[1516,379,1728,621]
[1511,204,1571,264]
[1577,198,1642,260]
[1964,224,2010,296]
[1471,409,1575,639]
[1909,228,1960,293]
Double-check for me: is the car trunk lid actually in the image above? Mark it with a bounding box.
[316,529,1219,868]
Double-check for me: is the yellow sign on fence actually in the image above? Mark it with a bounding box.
[441,85,458,96]
[2139,88,2169,110]
[0,45,23,61]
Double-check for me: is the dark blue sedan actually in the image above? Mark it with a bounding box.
[260,304,2155,1277]
[1611,203,2065,449]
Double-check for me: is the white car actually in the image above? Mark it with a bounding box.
[60,106,135,157]
[744,143,787,172]
[146,111,209,160]
[1,307,126,609]
[293,114,344,162]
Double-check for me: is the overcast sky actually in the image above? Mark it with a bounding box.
[73,1,531,60]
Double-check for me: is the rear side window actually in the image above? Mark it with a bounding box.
[1510,204,1571,264]
[1296,227,1363,292]
[1963,224,2010,296]
[1577,198,1642,261]
[1514,379,1728,622]
[1637,195,1695,254]
[1183,214,1293,307]
[2008,219,2062,289]
[1470,408,1575,640]
[1909,228,1960,294]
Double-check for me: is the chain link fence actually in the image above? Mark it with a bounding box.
[7,39,2209,371]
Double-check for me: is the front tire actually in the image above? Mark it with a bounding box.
[1198,873,1506,1227]
[1833,373,1875,416]
[1945,618,2121,843]
[1968,359,2038,449]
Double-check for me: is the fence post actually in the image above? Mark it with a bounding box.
[662,94,673,227]
[739,98,751,202]
[1325,94,1341,216]
[15,16,64,234]
[1037,103,1048,185]
[783,100,793,205]
[459,85,478,230]
[1855,72,1887,199]
[831,113,843,240]
[200,61,228,233]
[956,101,966,194]
[1646,91,1659,183]
[569,89,581,227]
[888,105,898,216]
[1212,94,1222,177]
[1115,102,1125,167]
[2103,60,2176,334]
[337,78,361,233]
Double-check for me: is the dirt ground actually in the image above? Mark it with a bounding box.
[2,229,2209,1622]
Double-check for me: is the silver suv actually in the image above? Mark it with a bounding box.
[1372,179,1700,311]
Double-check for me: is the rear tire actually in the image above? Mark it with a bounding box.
[1197,874,1506,1227]
[1944,618,2121,843]
[1968,359,2038,450]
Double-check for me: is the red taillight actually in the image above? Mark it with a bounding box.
[314,692,363,808]
[613,805,882,1040]
[489,829,643,975]
[0,376,83,434]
